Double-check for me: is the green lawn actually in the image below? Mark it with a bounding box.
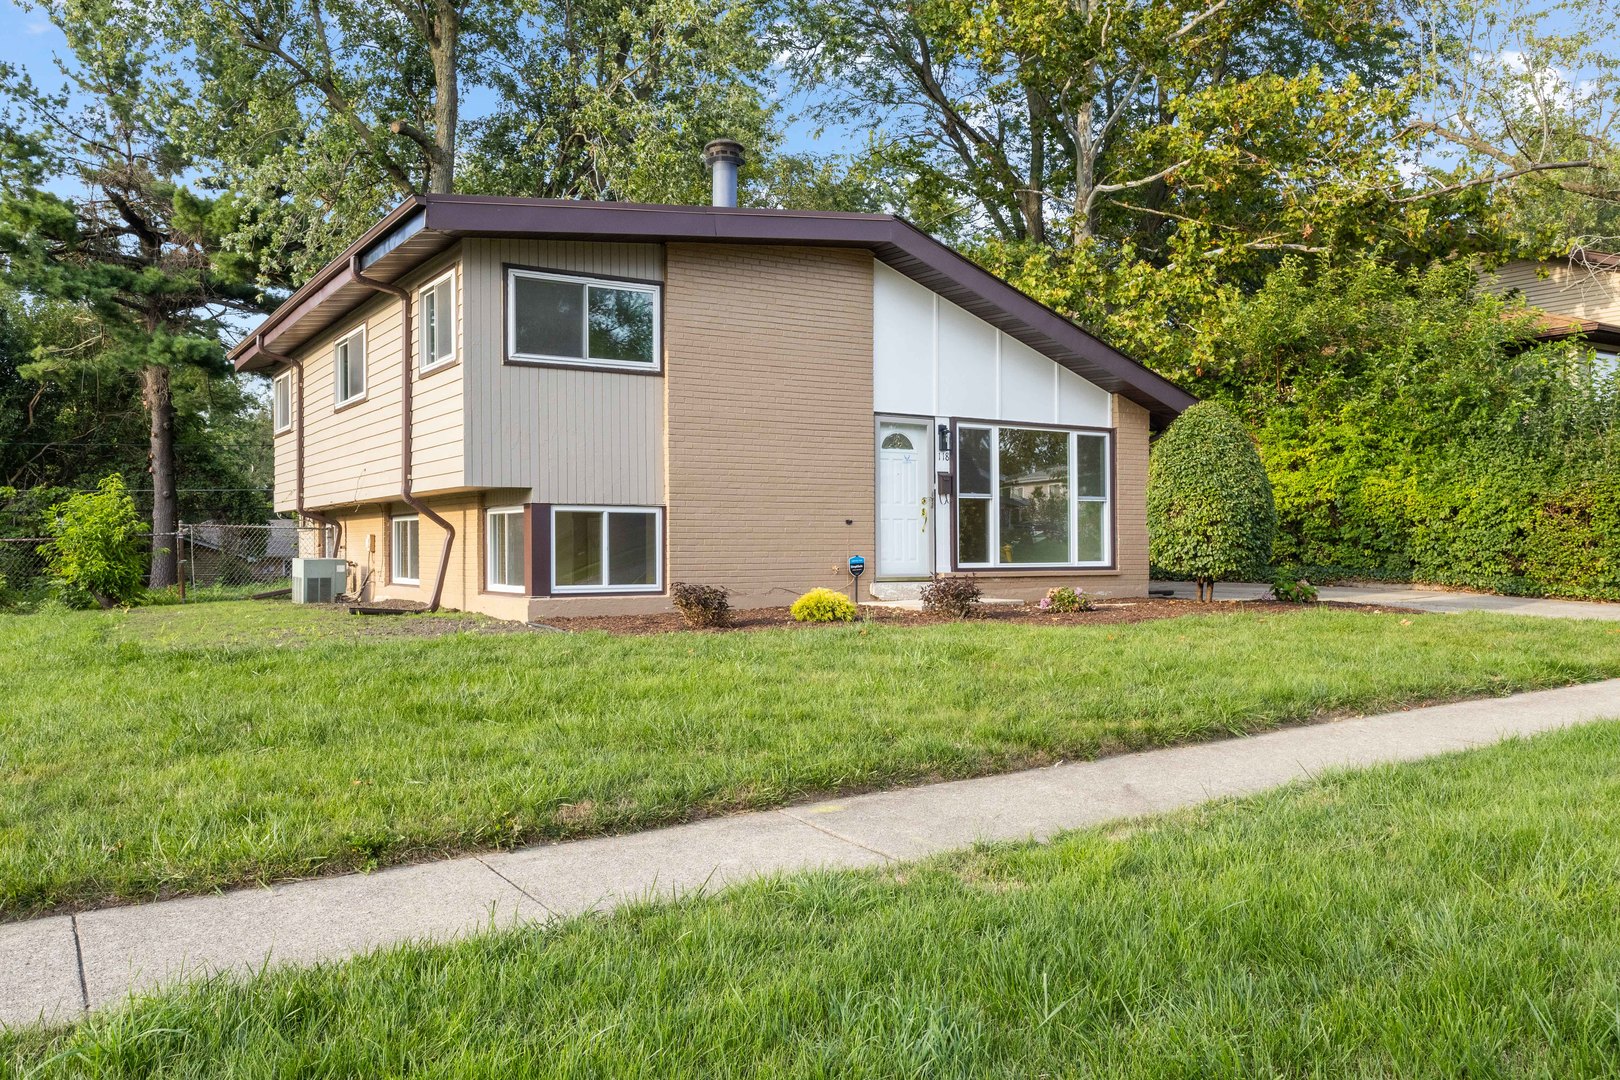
[2,600,1619,918]
[8,721,1620,1077]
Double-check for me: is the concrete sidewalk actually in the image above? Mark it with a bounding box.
[5,680,1619,1028]
[1157,580,1620,619]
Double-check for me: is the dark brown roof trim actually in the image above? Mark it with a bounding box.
[233,195,1196,424]
[1528,312,1620,349]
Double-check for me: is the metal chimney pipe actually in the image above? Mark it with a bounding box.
[702,139,745,208]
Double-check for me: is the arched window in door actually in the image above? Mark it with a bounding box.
[881,432,914,450]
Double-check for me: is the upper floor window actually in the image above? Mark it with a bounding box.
[334,327,366,407]
[419,269,457,373]
[507,268,660,372]
[272,370,293,434]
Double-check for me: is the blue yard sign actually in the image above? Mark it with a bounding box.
[848,555,866,577]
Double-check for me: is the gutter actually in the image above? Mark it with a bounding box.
[347,254,456,613]
[257,335,345,561]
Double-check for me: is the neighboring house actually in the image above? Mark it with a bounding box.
[183,519,300,584]
[230,145,1195,620]
[1482,253,1620,369]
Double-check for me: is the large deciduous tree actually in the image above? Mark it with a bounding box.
[1403,0,1620,253]
[461,0,779,205]
[0,1,263,586]
[779,0,1415,256]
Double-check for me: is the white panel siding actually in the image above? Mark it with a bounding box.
[999,335,1056,422]
[937,296,997,419]
[1484,258,1620,324]
[1057,365,1111,427]
[872,261,1110,427]
[873,264,937,414]
[460,238,665,504]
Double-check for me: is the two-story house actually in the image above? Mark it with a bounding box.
[231,143,1196,620]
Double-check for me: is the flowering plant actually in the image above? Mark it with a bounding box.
[1039,586,1094,613]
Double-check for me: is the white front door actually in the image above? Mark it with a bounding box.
[877,422,932,578]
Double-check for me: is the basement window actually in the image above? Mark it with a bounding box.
[272,370,292,434]
[507,269,659,372]
[391,515,420,585]
[550,506,662,593]
[333,327,367,407]
[418,269,457,373]
[486,506,525,593]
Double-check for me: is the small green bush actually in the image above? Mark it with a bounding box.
[790,587,857,623]
[1038,585,1095,613]
[920,573,982,618]
[1148,402,1277,601]
[1268,571,1319,604]
[42,475,149,608]
[670,582,731,628]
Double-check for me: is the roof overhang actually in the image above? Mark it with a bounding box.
[1521,310,1620,350]
[232,195,1197,426]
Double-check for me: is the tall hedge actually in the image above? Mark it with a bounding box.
[1148,402,1277,599]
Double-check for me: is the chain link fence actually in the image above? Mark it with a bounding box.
[174,522,335,596]
[0,521,336,609]
[0,537,53,609]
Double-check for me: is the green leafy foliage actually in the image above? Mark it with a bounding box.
[43,475,149,608]
[790,587,857,623]
[920,573,982,618]
[1269,572,1320,604]
[1148,403,1277,596]
[1039,585,1095,613]
[1204,258,1620,599]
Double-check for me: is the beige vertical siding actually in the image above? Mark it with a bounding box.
[661,243,876,608]
[459,238,665,503]
[271,252,468,514]
[1483,259,1620,323]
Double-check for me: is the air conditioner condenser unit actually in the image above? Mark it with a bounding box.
[291,558,349,604]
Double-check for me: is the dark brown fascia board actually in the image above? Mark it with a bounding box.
[234,194,1196,422]
[228,195,426,367]
[1531,321,1620,349]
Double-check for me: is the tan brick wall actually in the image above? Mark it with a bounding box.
[329,493,529,621]
[662,244,877,608]
[1111,394,1151,592]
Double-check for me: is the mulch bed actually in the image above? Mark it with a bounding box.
[533,597,1422,636]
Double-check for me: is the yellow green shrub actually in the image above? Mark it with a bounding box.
[790,587,857,623]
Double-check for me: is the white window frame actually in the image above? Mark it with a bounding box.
[418,268,457,374]
[506,268,662,373]
[391,514,420,586]
[333,326,367,408]
[485,506,526,594]
[955,424,1112,570]
[549,505,664,594]
[272,370,293,435]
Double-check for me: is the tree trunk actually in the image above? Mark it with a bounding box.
[428,0,460,193]
[1021,83,1048,245]
[142,363,178,588]
[1072,95,1097,243]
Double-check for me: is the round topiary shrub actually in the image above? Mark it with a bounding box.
[1148,402,1277,601]
[791,587,858,623]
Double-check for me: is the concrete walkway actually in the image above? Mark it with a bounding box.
[5,681,1620,1028]
[1157,580,1620,619]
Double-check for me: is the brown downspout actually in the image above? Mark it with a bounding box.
[257,334,345,560]
[348,254,456,612]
